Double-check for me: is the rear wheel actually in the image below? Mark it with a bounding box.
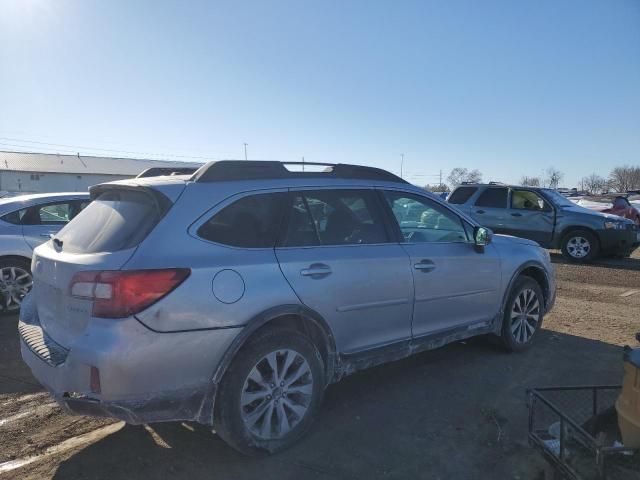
[561,229,599,262]
[214,327,325,455]
[0,258,33,315]
[499,276,544,352]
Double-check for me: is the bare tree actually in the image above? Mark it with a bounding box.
[425,183,449,192]
[609,166,640,193]
[545,167,564,189]
[447,168,483,188]
[580,174,607,195]
[520,176,541,187]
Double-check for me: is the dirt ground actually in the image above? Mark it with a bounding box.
[1,251,640,479]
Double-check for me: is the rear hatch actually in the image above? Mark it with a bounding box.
[32,185,174,347]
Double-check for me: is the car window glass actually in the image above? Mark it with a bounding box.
[0,209,24,225]
[22,202,72,225]
[384,191,469,243]
[474,188,508,208]
[282,190,388,247]
[197,192,285,248]
[448,186,477,204]
[613,197,630,208]
[511,190,547,211]
[57,190,162,253]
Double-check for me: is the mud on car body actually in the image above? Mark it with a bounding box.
[20,161,556,455]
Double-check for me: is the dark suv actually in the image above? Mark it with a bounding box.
[448,183,639,262]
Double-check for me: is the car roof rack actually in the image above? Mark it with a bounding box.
[191,160,408,184]
[137,167,199,178]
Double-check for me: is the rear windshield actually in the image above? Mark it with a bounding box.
[55,190,162,254]
[447,186,477,204]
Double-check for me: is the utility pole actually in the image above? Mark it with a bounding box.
[400,153,404,179]
[243,143,248,160]
[302,156,305,172]
[439,169,443,188]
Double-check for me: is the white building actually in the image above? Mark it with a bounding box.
[0,150,202,194]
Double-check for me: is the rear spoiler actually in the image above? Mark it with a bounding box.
[88,183,173,219]
[136,167,199,178]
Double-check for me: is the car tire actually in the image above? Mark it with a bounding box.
[0,257,33,316]
[560,229,599,262]
[498,275,545,352]
[213,327,325,456]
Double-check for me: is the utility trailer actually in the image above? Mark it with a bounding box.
[528,386,639,479]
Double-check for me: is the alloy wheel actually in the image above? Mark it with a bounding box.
[566,236,591,259]
[240,349,314,440]
[0,267,33,312]
[510,288,540,344]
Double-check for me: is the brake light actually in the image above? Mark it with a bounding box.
[70,269,190,318]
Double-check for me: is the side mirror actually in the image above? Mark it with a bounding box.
[473,226,492,252]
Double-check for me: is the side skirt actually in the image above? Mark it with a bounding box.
[335,320,496,381]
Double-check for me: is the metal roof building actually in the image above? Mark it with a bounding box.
[0,150,202,194]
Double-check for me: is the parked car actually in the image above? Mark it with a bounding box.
[448,184,640,262]
[20,162,555,455]
[579,196,640,226]
[0,192,90,314]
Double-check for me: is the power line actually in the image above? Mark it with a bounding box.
[0,136,222,162]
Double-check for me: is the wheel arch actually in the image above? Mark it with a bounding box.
[499,261,551,324]
[212,304,338,388]
[558,225,600,246]
[0,254,33,267]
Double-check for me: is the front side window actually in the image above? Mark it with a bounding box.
[474,187,508,208]
[197,192,286,248]
[384,191,469,243]
[511,190,548,211]
[282,189,388,247]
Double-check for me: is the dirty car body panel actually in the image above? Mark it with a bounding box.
[20,163,557,435]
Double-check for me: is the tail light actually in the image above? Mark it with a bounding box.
[70,269,190,318]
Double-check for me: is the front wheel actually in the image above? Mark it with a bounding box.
[0,258,33,316]
[213,327,325,455]
[561,229,599,262]
[499,276,545,352]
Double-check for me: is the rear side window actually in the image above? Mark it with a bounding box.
[0,209,24,225]
[474,188,508,208]
[1,200,88,226]
[197,192,286,248]
[56,190,162,253]
[283,190,388,247]
[447,186,477,204]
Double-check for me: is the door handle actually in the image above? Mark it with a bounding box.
[511,212,522,217]
[40,233,55,238]
[300,263,332,278]
[476,210,485,214]
[414,260,436,272]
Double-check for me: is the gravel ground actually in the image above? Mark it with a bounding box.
[1,250,639,480]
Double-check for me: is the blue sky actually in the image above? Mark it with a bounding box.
[0,0,638,187]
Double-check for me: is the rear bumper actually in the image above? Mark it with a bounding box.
[597,228,639,256]
[19,294,241,425]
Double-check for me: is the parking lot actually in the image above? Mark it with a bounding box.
[1,251,639,480]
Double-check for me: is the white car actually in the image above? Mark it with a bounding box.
[0,192,90,314]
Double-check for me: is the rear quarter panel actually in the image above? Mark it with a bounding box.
[125,183,301,332]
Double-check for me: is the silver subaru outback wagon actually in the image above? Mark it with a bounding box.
[20,161,556,455]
